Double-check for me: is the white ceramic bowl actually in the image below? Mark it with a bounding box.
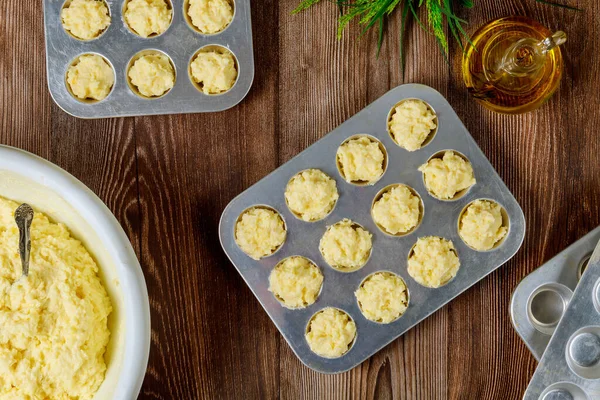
[0,145,150,399]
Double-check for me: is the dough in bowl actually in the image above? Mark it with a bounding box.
[0,197,112,400]
[372,185,421,235]
[128,53,175,97]
[190,47,238,95]
[419,151,476,200]
[285,169,339,222]
[306,308,356,358]
[235,207,286,260]
[61,0,111,40]
[319,219,372,271]
[67,54,115,101]
[187,0,233,34]
[268,256,323,308]
[388,99,437,151]
[336,136,385,184]
[407,236,460,288]
[355,272,408,323]
[124,0,172,38]
[459,199,507,251]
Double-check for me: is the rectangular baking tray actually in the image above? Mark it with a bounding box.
[511,226,600,361]
[523,240,600,399]
[219,84,526,373]
[43,0,254,119]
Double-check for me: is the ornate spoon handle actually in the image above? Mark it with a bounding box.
[14,203,33,277]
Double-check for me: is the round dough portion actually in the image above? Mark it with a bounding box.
[337,136,385,184]
[408,236,460,288]
[269,256,323,308]
[419,151,476,200]
[356,272,408,323]
[306,308,356,358]
[190,48,238,95]
[235,207,286,260]
[187,0,233,34]
[319,219,372,271]
[61,0,111,40]
[372,185,421,235]
[388,99,437,151]
[285,169,339,222]
[124,0,172,38]
[459,200,507,251]
[67,54,114,101]
[128,53,175,97]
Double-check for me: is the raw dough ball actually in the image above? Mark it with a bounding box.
[306,308,356,358]
[269,256,323,308]
[372,185,421,235]
[419,151,476,200]
[355,272,408,323]
[408,236,460,288]
[319,219,372,271]
[124,0,172,38]
[388,99,437,151]
[61,0,111,40]
[285,169,339,222]
[128,53,175,97]
[67,54,114,101]
[459,200,507,251]
[187,0,233,34]
[235,207,286,260]
[337,136,385,184]
[190,48,238,95]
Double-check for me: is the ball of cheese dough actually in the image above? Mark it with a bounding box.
[459,200,508,251]
[388,99,437,151]
[67,54,114,101]
[187,0,233,34]
[269,256,323,308]
[190,48,238,95]
[128,53,175,97]
[306,308,356,358]
[124,0,172,38]
[419,151,476,200]
[61,0,111,40]
[285,169,339,222]
[235,207,286,260]
[372,185,421,235]
[337,136,385,184]
[408,236,460,288]
[319,219,372,271]
[355,272,408,323]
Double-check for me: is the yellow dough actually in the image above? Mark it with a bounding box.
[306,308,356,358]
[124,0,172,38]
[235,207,286,260]
[190,48,238,95]
[408,236,460,288]
[285,169,339,222]
[459,200,507,251]
[128,53,175,97]
[0,197,112,400]
[319,219,372,271]
[372,185,421,235]
[67,54,114,101]
[61,0,111,40]
[388,99,437,151]
[268,256,323,308]
[355,272,408,323]
[419,151,476,200]
[336,136,385,184]
[187,0,233,34]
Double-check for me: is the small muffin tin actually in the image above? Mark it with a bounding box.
[511,226,600,361]
[523,239,600,400]
[43,0,254,118]
[219,84,525,373]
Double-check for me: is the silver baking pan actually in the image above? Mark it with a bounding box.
[43,0,254,118]
[219,84,526,373]
[523,239,600,400]
[511,226,600,361]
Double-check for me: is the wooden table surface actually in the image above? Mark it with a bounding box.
[2,0,599,398]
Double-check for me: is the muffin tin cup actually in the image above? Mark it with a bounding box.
[219,84,525,373]
[44,0,254,118]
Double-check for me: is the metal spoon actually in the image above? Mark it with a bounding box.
[14,203,34,277]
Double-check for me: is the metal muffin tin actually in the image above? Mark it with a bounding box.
[523,240,600,400]
[43,0,254,118]
[219,84,526,373]
[511,226,600,361]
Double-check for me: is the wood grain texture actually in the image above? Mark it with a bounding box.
[2,0,600,399]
